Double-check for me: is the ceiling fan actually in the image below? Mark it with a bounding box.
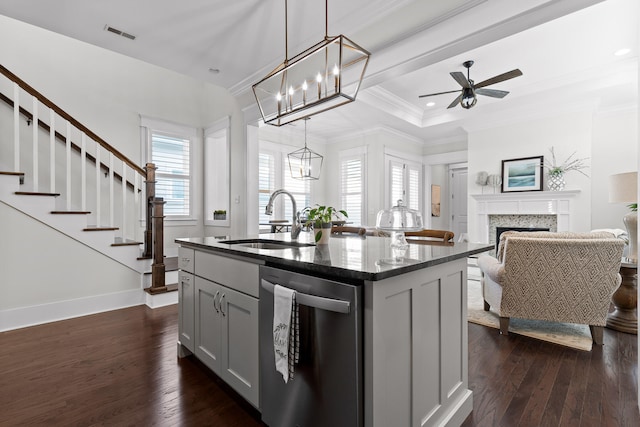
[418,60,523,109]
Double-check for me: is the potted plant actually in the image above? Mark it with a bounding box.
[302,205,348,244]
[544,147,589,191]
[213,209,227,220]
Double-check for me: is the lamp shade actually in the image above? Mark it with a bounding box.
[609,172,638,203]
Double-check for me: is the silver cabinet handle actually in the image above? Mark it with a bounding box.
[260,279,350,314]
[213,290,220,313]
[220,294,226,317]
[182,257,191,262]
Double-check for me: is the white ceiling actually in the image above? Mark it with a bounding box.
[0,0,637,144]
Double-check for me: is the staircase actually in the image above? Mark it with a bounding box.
[0,64,174,331]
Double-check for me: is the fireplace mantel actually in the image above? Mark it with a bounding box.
[471,190,581,243]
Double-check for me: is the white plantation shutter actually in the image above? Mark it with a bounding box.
[258,152,275,225]
[390,160,404,208]
[407,164,421,211]
[340,155,364,225]
[152,132,191,216]
[386,154,423,214]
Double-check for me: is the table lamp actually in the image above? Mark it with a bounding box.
[609,172,638,262]
[376,200,423,264]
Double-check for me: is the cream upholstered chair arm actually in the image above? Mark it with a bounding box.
[477,254,505,284]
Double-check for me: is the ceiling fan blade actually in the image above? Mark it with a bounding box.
[418,89,461,98]
[450,71,471,88]
[474,69,523,88]
[475,88,509,98]
[447,93,463,109]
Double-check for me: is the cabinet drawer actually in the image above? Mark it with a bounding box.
[195,251,259,298]
[178,247,195,273]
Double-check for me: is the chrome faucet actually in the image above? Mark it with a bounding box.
[265,189,302,240]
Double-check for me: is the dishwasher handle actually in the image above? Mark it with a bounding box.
[261,279,351,314]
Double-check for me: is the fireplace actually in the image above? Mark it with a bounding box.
[495,226,550,250]
[471,190,580,244]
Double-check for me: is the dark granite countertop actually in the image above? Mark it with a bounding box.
[176,233,492,282]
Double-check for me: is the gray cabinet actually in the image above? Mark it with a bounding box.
[178,247,195,356]
[178,271,195,354]
[180,248,261,409]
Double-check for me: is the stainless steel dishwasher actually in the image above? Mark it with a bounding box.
[259,265,363,427]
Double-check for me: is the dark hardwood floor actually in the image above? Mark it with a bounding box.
[1,304,638,426]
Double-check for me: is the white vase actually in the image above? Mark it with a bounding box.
[547,171,565,191]
[314,223,332,244]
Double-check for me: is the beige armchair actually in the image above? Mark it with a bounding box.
[478,231,624,345]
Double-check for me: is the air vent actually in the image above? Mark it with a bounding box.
[104,25,136,40]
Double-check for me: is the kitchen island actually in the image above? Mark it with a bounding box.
[176,233,491,427]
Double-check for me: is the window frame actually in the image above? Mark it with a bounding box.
[384,151,423,215]
[141,116,198,224]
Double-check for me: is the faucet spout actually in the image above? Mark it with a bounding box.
[265,189,302,240]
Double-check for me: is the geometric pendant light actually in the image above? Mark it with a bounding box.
[287,118,323,180]
[252,0,370,127]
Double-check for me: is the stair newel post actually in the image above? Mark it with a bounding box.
[143,163,156,259]
[150,196,166,293]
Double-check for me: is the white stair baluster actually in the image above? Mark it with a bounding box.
[49,109,55,193]
[122,161,127,240]
[81,132,86,212]
[32,96,38,191]
[109,153,114,228]
[95,143,101,227]
[66,121,71,211]
[13,83,20,172]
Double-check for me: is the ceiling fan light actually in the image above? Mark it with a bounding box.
[461,88,477,109]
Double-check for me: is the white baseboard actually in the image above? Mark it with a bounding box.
[145,291,179,308]
[0,289,145,332]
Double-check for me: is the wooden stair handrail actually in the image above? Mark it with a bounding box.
[0,91,139,192]
[0,64,145,177]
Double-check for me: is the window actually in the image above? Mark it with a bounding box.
[386,153,422,213]
[340,148,366,226]
[152,133,191,216]
[258,152,275,225]
[141,117,196,219]
[258,143,311,231]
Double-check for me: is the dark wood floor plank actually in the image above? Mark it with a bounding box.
[559,347,593,426]
[1,305,638,427]
[540,347,578,426]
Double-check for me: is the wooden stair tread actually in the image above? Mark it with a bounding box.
[0,171,25,176]
[15,191,60,197]
[83,227,119,231]
[51,211,91,214]
[111,238,143,247]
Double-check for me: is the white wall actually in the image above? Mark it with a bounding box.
[591,108,638,230]
[0,202,141,328]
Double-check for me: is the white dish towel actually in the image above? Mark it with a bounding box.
[273,284,299,383]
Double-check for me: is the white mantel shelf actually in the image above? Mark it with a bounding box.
[471,190,582,243]
[471,189,581,201]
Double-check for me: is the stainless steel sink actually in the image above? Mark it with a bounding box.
[220,239,315,250]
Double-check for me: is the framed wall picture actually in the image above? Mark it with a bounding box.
[431,185,441,217]
[501,156,543,192]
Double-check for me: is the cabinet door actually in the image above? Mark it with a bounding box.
[178,271,195,353]
[195,277,223,374]
[219,286,260,408]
